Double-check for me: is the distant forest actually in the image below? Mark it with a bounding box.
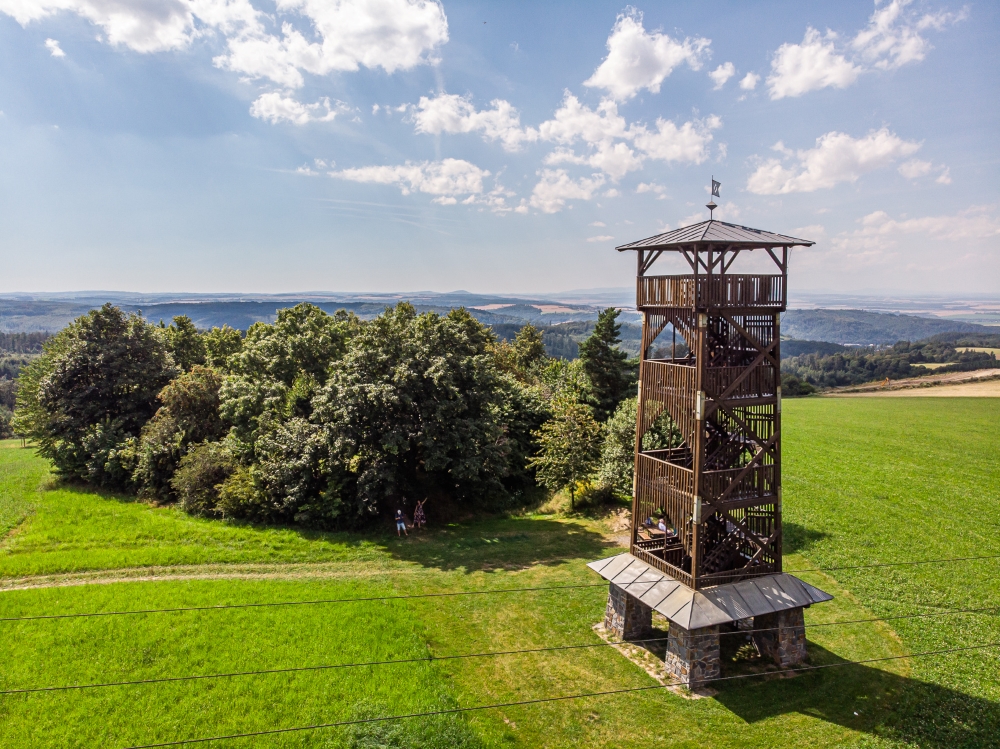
[780,332,1000,389]
[780,309,988,345]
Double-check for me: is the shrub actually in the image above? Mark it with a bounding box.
[171,441,235,517]
[133,366,226,501]
[782,376,817,397]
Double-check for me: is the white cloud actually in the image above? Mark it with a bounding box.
[832,205,1000,253]
[1,0,448,88]
[767,28,861,99]
[250,92,349,124]
[44,37,65,57]
[544,142,642,182]
[584,8,710,100]
[632,114,720,164]
[589,221,606,227]
[537,93,629,145]
[528,169,605,213]
[410,93,537,151]
[739,72,759,90]
[767,1,965,99]
[217,0,449,88]
[852,0,966,70]
[604,188,620,197]
[897,159,932,179]
[1,0,258,54]
[936,167,951,185]
[330,158,489,199]
[532,92,721,180]
[746,127,921,194]
[636,182,668,199]
[708,62,735,89]
[587,235,614,242]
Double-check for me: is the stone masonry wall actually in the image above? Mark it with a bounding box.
[663,622,720,688]
[754,607,807,667]
[604,582,652,640]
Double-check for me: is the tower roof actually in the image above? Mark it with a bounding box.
[616,219,814,252]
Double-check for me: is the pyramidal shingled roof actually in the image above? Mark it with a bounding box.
[616,220,814,251]
[588,553,832,629]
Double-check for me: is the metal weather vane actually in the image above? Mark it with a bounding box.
[707,176,721,219]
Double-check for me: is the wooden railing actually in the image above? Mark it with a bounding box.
[638,274,784,309]
[633,453,695,552]
[701,464,777,504]
[703,365,777,401]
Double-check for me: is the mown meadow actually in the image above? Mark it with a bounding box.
[1,397,998,748]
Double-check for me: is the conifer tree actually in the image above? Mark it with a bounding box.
[578,308,635,421]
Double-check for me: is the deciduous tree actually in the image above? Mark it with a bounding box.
[527,395,602,509]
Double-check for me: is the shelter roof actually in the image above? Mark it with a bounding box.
[615,220,814,252]
[588,552,832,629]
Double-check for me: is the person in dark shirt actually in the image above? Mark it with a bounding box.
[395,508,408,537]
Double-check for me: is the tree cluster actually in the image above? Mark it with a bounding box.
[781,338,998,389]
[13,303,645,526]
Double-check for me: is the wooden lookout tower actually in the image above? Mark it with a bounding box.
[589,196,832,687]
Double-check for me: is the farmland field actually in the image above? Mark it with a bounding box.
[1,398,998,748]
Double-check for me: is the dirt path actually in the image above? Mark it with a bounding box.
[0,560,428,592]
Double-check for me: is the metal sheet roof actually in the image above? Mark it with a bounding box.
[587,552,832,629]
[615,220,814,251]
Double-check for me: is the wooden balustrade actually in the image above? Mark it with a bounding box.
[638,274,784,309]
[700,463,777,504]
[703,365,777,401]
[634,453,695,553]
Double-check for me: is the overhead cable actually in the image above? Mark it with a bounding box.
[119,642,1000,748]
[3,604,996,696]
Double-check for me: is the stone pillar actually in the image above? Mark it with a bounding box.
[604,582,652,640]
[663,622,720,688]
[754,607,807,667]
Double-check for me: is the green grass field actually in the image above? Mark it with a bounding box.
[1,398,998,748]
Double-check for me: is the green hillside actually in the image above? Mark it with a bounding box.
[1,397,997,747]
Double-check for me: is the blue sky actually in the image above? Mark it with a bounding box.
[0,0,997,295]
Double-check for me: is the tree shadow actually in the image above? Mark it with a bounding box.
[714,642,1000,748]
[783,522,830,554]
[373,517,619,574]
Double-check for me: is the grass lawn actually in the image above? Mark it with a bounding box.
[1,397,998,748]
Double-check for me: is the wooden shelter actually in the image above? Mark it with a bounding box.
[589,212,832,687]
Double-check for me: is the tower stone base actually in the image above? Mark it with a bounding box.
[604,582,652,640]
[754,607,807,667]
[664,622,720,688]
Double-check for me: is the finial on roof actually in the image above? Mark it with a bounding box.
[707,176,721,220]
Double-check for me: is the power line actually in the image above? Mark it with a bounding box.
[4,604,996,696]
[120,641,1000,748]
[789,553,1000,574]
[0,583,606,623]
[4,553,998,624]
